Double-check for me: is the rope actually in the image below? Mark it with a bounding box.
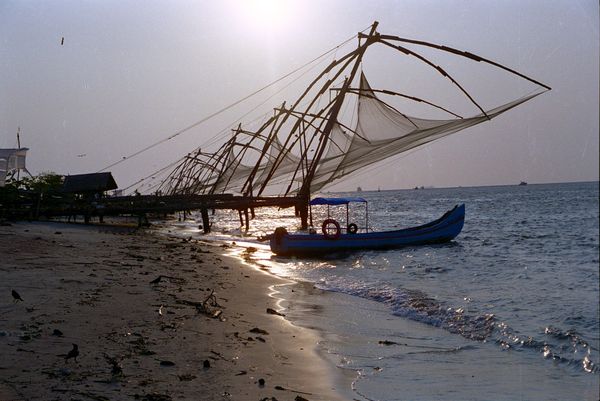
[97,31,365,173]
[127,49,346,194]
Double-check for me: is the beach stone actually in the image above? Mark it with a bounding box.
[266,308,285,317]
[249,327,269,335]
[159,360,175,367]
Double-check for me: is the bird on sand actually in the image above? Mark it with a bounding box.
[11,290,24,302]
[65,344,79,362]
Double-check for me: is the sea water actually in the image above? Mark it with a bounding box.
[167,182,599,400]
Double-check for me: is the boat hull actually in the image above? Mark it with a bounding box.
[270,204,465,256]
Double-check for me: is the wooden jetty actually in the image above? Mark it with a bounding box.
[36,193,309,231]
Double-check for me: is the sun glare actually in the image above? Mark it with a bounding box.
[249,0,286,22]
[233,0,292,34]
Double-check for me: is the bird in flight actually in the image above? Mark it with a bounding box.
[11,290,24,302]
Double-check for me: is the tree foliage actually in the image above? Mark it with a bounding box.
[4,172,64,193]
[1,172,65,218]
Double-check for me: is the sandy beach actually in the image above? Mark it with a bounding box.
[0,221,353,401]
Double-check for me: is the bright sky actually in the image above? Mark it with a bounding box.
[1,0,598,192]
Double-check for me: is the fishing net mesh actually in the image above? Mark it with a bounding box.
[159,73,544,196]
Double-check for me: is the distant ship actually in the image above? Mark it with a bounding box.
[519,181,528,186]
[356,186,362,192]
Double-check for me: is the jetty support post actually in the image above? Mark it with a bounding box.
[244,208,250,230]
[137,213,149,227]
[296,193,310,230]
[201,208,211,234]
[300,207,308,230]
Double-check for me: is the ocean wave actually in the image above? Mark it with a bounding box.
[321,280,598,374]
[322,282,495,341]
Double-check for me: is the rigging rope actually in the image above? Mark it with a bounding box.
[127,51,349,195]
[126,58,330,195]
[97,30,367,174]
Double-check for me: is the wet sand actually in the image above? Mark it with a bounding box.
[0,221,352,401]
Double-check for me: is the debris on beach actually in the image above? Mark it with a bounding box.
[104,353,123,376]
[266,308,285,317]
[149,275,186,285]
[11,289,24,302]
[0,223,341,400]
[129,335,155,356]
[176,289,222,318]
[241,247,258,261]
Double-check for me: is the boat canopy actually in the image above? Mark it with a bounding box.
[310,197,367,206]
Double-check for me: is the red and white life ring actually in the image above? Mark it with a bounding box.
[321,219,341,240]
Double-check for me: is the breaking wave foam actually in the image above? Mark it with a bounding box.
[319,280,598,374]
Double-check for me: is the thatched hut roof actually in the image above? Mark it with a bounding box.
[62,172,117,194]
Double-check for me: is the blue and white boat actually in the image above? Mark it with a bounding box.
[270,197,465,256]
